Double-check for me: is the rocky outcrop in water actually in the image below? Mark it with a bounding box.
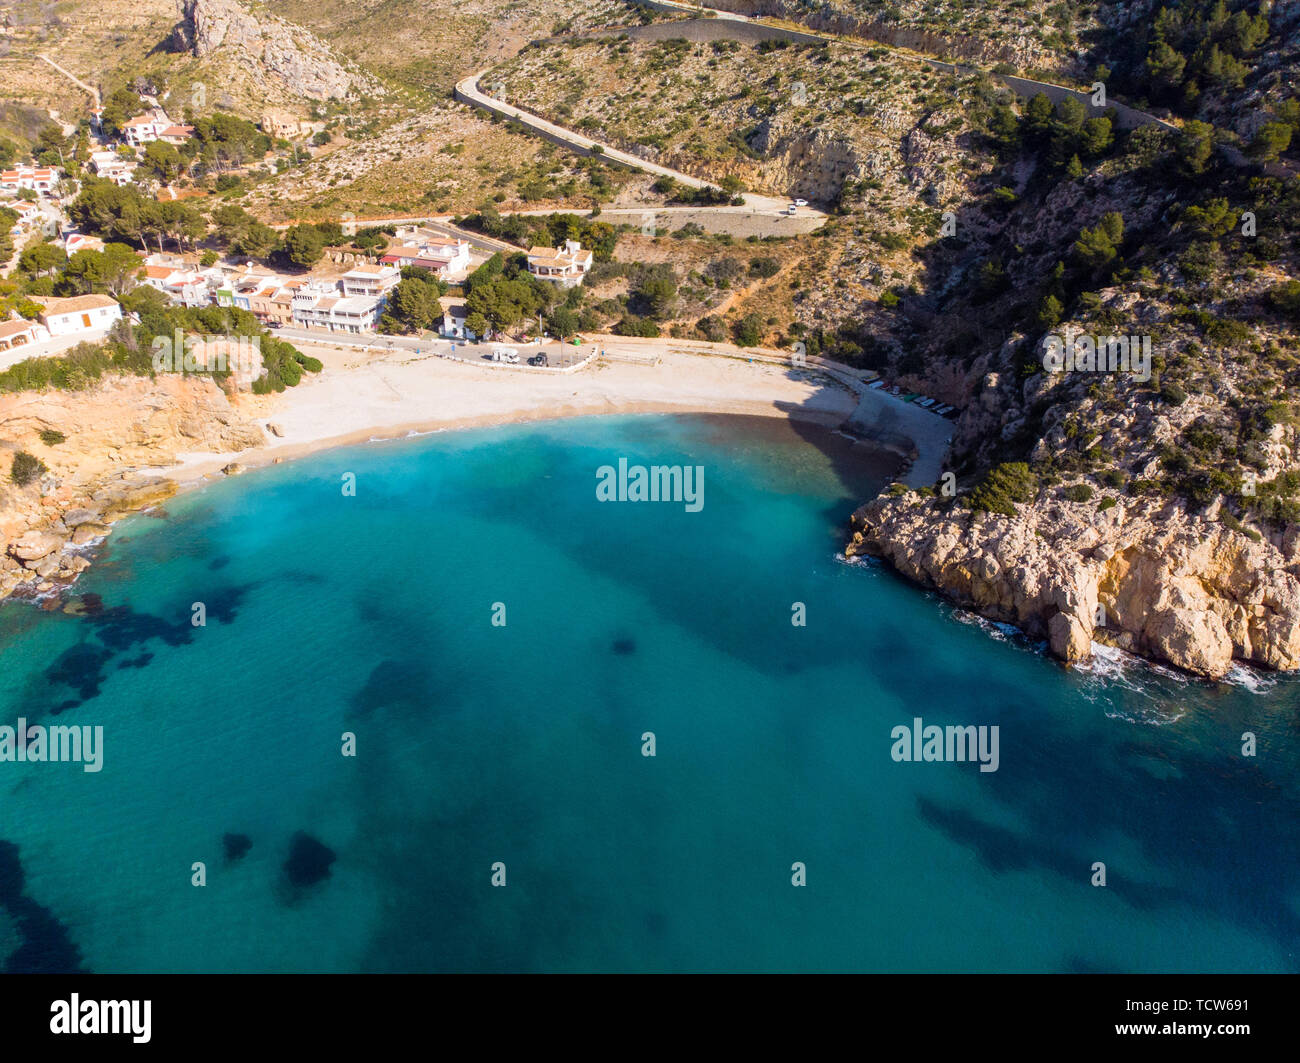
[848,492,1300,679]
[173,0,383,101]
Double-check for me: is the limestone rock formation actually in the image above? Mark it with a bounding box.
[1,374,266,603]
[848,493,1300,678]
[173,0,383,101]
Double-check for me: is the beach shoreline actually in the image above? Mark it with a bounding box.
[160,341,918,487]
[2,339,951,606]
[162,398,859,485]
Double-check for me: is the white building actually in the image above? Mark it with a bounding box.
[142,263,214,307]
[0,166,58,194]
[9,203,44,232]
[120,112,194,149]
[35,294,123,337]
[440,299,476,340]
[0,318,50,351]
[526,240,592,288]
[340,263,400,299]
[90,150,138,186]
[64,232,106,256]
[291,284,382,333]
[381,235,471,278]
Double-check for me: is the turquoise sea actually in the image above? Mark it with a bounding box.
[0,413,1296,972]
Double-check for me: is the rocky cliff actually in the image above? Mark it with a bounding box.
[848,491,1300,678]
[1,374,266,603]
[172,0,384,101]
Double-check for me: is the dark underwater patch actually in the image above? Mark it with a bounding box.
[36,583,258,716]
[283,832,336,889]
[223,833,252,863]
[347,658,439,721]
[0,840,88,974]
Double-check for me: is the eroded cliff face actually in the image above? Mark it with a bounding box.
[173,0,383,101]
[1,375,266,602]
[848,492,1300,678]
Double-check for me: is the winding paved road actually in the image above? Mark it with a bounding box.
[454,0,1176,234]
[454,70,826,226]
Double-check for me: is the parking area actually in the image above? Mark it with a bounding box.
[459,341,595,369]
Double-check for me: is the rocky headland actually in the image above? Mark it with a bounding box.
[1,375,265,604]
[848,491,1300,679]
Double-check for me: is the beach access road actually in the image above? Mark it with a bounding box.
[454,70,826,233]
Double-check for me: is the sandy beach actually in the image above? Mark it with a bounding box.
[2,333,955,603]
[163,340,917,484]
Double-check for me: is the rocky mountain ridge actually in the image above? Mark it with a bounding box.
[172,0,384,101]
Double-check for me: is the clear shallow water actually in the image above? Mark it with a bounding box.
[0,413,1296,973]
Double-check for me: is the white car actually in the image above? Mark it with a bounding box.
[786,205,798,215]
[793,198,808,207]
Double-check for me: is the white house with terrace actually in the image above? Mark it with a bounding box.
[142,263,218,308]
[526,240,592,288]
[120,112,194,149]
[90,150,138,186]
[380,234,471,278]
[341,263,401,299]
[0,166,57,194]
[291,283,383,333]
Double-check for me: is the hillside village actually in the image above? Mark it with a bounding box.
[0,85,599,360]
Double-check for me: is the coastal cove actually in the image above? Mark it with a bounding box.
[0,414,1296,973]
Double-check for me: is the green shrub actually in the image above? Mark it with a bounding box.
[38,429,66,447]
[967,462,1038,516]
[1061,483,1094,502]
[1098,496,1117,511]
[1160,382,1188,406]
[10,451,46,486]
[613,316,660,338]
[1220,510,1262,542]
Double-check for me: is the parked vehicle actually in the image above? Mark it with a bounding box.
[491,345,520,363]
[794,198,808,207]
[786,205,798,215]
[528,353,548,367]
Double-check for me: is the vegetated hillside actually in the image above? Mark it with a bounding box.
[0,0,178,134]
[846,0,1300,677]
[689,0,1111,71]
[263,0,645,92]
[491,33,962,202]
[241,106,639,221]
[488,32,1005,344]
